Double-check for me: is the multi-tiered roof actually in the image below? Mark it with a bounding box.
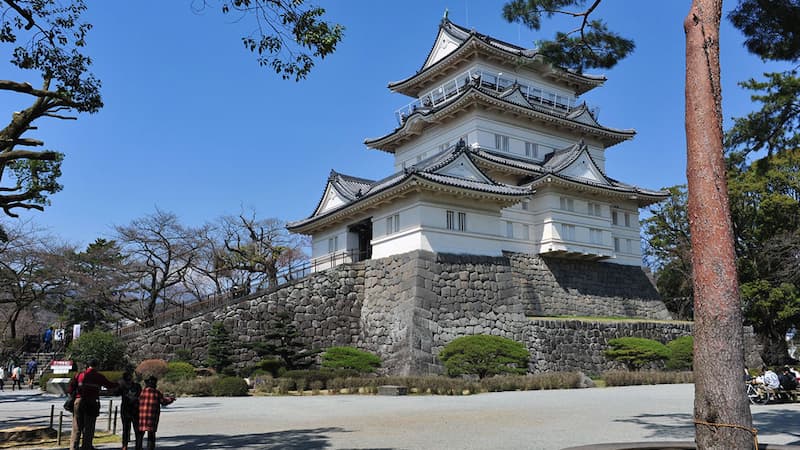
[289,18,667,235]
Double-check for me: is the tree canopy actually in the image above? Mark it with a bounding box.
[0,0,343,220]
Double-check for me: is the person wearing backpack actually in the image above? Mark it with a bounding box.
[68,360,118,450]
[118,370,143,450]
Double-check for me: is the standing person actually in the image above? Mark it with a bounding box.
[68,359,118,450]
[118,370,142,450]
[0,365,5,391]
[137,377,175,450]
[11,363,23,390]
[25,357,38,388]
[43,327,54,352]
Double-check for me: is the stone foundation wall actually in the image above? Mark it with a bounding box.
[127,263,365,369]
[126,250,759,375]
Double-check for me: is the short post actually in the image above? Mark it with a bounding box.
[113,406,118,434]
[57,411,63,445]
[49,404,54,429]
[107,399,113,431]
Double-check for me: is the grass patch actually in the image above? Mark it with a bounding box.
[529,315,692,324]
[0,431,119,449]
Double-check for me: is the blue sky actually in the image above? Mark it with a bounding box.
[6,1,791,247]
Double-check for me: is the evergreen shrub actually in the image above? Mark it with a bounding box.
[67,331,127,370]
[666,336,694,370]
[321,346,381,373]
[438,335,530,379]
[165,362,196,382]
[604,337,670,370]
[211,376,249,396]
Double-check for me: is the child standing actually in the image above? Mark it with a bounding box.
[137,376,175,450]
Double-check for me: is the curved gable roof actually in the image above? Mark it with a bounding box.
[389,18,605,97]
[365,84,635,152]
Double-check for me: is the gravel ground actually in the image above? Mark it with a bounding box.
[3,384,800,449]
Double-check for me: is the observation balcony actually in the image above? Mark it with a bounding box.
[394,69,598,125]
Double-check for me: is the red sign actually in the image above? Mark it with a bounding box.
[51,360,73,367]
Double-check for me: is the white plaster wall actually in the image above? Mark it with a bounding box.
[393,115,478,171]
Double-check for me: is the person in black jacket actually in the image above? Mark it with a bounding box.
[779,366,798,391]
[118,370,143,450]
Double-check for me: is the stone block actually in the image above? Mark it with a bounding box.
[378,385,408,396]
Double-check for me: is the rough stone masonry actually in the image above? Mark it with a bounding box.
[126,250,761,374]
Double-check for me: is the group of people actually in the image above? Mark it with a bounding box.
[68,360,176,450]
[749,365,800,396]
[0,357,39,391]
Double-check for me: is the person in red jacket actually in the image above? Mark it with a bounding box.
[137,376,175,450]
[68,359,118,450]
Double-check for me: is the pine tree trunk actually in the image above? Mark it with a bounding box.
[684,1,754,448]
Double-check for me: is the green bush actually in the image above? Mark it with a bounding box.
[165,362,196,382]
[438,335,530,379]
[158,376,216,396]
[666,336,694,371]
[67,331,127,370]
[321,346,381,373]
[254,358,284,377]
[210,376,249,396]
[604,337,670,370]
[172,349,193,363]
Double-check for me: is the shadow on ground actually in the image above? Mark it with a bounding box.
[614,413,694,440]
[614,408,800,445]
[158,427,396,450]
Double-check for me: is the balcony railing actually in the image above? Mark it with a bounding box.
[395,68,596,125]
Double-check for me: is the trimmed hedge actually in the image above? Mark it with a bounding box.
[211,376,249,396]
[666,336,694,371]
[439,335,530,379]
[604,337,670,370]
[136,359,169,380]
[165,362,196,382]
[321,347,381,373]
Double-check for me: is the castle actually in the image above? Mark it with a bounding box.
[127,18,730,375]
[288,17,667,271]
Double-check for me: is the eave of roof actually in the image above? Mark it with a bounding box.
[364,85,634,152]
[288,171,532,234]
[388,19,605,97]
[527,173,669,207]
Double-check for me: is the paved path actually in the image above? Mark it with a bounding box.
[3,384,800,449]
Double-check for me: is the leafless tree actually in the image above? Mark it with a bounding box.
[114,209,207,322]
[0,220,67,338]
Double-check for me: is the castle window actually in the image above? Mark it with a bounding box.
[523,224,530,240]
[560,223,576,241]
[560,197,575,212]
[589,228,603,245]
[328,236,338,254]
[495,134,510,152]
[447,211,466,231]
[588,202,602,217]
[506,221,514,238]
[624,213,633,227]
[612,211,619,225]
[627,239,635,253]
[525,142,538,158]
[386,214,399,235]
[614,237,620,252]
[521,200,529,211]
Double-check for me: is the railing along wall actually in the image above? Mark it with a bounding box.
[114,250,363,338]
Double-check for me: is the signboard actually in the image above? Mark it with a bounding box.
[54,328,65,341]
[51,360,73,374]
[72,324,81,340]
